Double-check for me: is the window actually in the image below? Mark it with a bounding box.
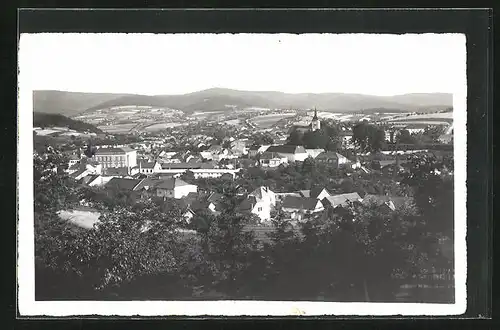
[257,207,262,212]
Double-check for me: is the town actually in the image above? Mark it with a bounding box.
[34,100,455,303]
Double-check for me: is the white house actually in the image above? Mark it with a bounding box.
[305,149,325,159]
[259,152,289,168]
[298,187,331,201]
[249,186,277,207]
[281,196,324,220]
[322,192,363,208]
[153,178,198,199]
[265,145,308,162]
[248,145,271,158]
[238,186,277,223]
[315,151,350,168]
[137,161,162,174]
[157,168,241,179]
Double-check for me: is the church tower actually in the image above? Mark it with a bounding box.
[311,108,320,132]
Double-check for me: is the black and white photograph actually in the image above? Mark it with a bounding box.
[18,31,467,316]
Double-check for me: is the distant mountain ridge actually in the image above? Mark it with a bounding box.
[33,112,104,134]
[33,88,453,117]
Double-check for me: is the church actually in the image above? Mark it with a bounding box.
[289,108,321,134]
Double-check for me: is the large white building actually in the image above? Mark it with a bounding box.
[94,146,137,169]
[265,145,308,162]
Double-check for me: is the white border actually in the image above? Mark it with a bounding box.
[17,33,467,316]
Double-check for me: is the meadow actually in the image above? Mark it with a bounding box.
[250,112,297,128]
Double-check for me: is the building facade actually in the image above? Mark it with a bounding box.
[94,147,137,169]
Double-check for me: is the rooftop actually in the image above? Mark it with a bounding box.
[282,196,321,210]
[322,193,362,207]
[266,145,307,154]
[95,146,135,155]
[154,178,194,190]
[105,177,142,191]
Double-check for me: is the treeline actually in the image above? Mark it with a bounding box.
[34,148,454,302]
[34,112,104,134]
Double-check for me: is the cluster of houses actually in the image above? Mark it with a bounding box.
[85,168,408,227]
[65,134,367,190]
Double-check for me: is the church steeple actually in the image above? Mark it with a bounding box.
[311,107,320,132]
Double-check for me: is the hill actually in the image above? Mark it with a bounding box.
[33,90,133,116]
[33,112,104,134]
[33,88,453,116]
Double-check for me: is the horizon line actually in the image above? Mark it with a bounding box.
[32,87,454,98]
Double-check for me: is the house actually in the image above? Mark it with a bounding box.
[249,186,277,207]
[237,196,272,223]
[133,177,162,192]
[200,151,214,160]
[281,196,324,220]
[177,192,216,223]
[305,148,325,159]
[237,186,277,223]
[136,161,162,174]
[207,145,223,153]
[183,195,223,222]
[67,153,81,168]
[315,151,350,168]
[103,166,130,177]
[321,192,363,208]
[157,164,240,179]
[405,123,428,134]
[77,174,103,187]
[232,158,259,169]
[153,178,198,199]
[298,187,331,200]
[339,131,354,146]
[248,145,271,158]
[70,168,92,181]
[94,146,137,169]
[274,192,301,203]
[207,191,224,205]
[105,177,143,192]
[259,151,289,168]
[68,158,102,180]
[230,139,249,155]
[186,154,204,164]
[265,145,308,162]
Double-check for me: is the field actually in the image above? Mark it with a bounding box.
[144,122,187,131]
[98,123,137,133]
[389,112,453,125]
[223,119,241,126]
[250,113,297,128]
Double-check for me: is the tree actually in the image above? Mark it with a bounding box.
[251,133,274,146]
[396,129,415,144]
[303,130,329,149]
[424,126,444,141]
[197,189,259,296]
[181,170,196,182]
[286,130,303,146]
[84,139,97,158]
[353,123,385,153]
[340,178,354,193]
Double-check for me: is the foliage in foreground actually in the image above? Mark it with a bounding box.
[33,148,454,302]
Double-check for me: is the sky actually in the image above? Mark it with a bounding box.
[18,33,466,96]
